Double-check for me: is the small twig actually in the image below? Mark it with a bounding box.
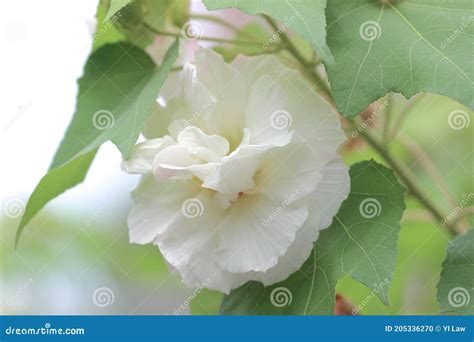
[388,93,426,138]
[451,206,474,227]
[143,22,265,46]
[356,126,465,236]
[189,13,242,33]
[382,93,394,137]
[262,15,332,98]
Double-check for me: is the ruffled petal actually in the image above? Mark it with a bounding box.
[177,125,229,162]
[237,54,346,170]
[216,194,309,273]
[122,136,175,174]
[128,176,202,244]
[194,48,247,148]
[245,74,290,146]
[306,156,351,229]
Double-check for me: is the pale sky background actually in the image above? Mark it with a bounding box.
[0,0,251,216]
[0,0,130,216]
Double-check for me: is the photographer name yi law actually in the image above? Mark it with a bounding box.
[385,325,466,333]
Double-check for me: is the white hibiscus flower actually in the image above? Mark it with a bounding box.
[122,48,350,293]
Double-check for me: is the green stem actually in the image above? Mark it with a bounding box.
[451,206,474,226]
[262,15,332,98]
[357,126,464,236]
[143,22,264,46]
[189,13,243,33]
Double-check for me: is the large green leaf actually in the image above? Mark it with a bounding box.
[437,229,474,314]
[325,0,474,117]
[16,41,178,245]
[15,150,97,247]
[203,0,333,63]
[51,40,179,169]
[220,160,406,315]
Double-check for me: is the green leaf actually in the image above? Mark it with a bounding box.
[93,1,126,51]
[51,39,179,169]
[325,0,474,117]
[437,229,474,314]
[104,0,133,21]
[220,160,406,315]
[15,150,97,247]
[16,40,178,244]
[203,0,333,63]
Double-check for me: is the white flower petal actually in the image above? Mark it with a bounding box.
[306,156,351,229]
[121,136,175,174]
[238,54,346,168]
[177,125,229,162]
[194,48,247,148]
[245,74,291,146]
[125,48,350,294]
[217,194,309,273]
[128,176,201,244]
